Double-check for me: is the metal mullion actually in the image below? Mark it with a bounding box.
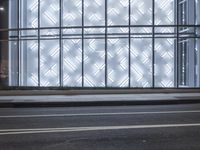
[82,0,84,87]
[194,0,197,86]
[17,0,20,86]
[38,0,40,86]
[128,0,131,88]
[5,36,200,42]
[2,24,200,32]
[105,0,108,87]
[176,0,180,88]
[152,0,155,88]
[59,0,63,87]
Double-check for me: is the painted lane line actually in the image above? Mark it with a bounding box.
[1,110,200,118]
[0,123,200,135]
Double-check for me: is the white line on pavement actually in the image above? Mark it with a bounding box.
[0,110,200,118]
[0,123,200,135]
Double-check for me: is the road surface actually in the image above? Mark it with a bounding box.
[0,104,200,150]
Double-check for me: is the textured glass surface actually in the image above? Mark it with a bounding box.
[131,27,152,38]
[131,0,152,25]
[20,0,38,28]
[108,0,129,25]
[84,39,105,87]
[9,0,18,29]
[20,30,38,40]
[40,40,59,86]
[155,0,174,25]
[20,0,38,39]
[40,0,59,27]
[155,27,175,37]
[108,27,129,38]
[9,41,18,86]
[131,38,152,87]
[84,0,105,26]
[84,28,105,38]
[40,29,59,39]
[63,0,82,26]
[63,39,82,87]
[20,40,38,86]
[107,38,129,87]
[155,38,174,87]
[63,29,82,39]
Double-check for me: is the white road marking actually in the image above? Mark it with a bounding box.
[0,110,200,118]
[0,123,200,135]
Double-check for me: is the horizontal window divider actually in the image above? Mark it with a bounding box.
[1,25,200,32]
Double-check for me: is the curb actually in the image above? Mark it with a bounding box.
[1,99,200,108]
[0,89,199,96]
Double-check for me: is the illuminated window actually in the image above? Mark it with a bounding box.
[3,0,200,87]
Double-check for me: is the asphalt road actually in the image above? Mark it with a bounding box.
[0,104,200,150]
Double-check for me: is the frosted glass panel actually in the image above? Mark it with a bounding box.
[63,0,82,26]
[84,39,105,87]
[21,40,38,86]
[20,0,38,28]
[63,39,82,87]
[84,0,105,26]
[131,38,152,87]
[40,40,59,86]
[108,0,129,25]
[9,41,19,86]
[40,0,59,27]
[155,38,175,87]
[155,0,174,25]
[131,0,152,25]
[108,38,129,87]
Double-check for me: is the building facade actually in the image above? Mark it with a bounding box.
[0,0,200,88]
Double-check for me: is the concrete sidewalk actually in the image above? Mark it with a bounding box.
[0,93,200,107]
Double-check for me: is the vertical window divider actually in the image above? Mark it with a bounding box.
[194,0,197,87]
[105,0,108,87]
[176,0,179,88]
[17,0,20,86]
[128,0,131,88]
[59,0,63,87]
[82,0,84,87]
[152,0,155,88]
[38,0,40,86]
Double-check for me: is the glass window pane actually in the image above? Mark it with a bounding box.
[108,27,129,38]
[155,27,176,38]
[131,38,152,87]
[84,28,105,38]
[84,39,105,87]
[9,0,18,29]
[20,0,38,28]
[131,27,152,38]
[20,40,38,86]
[107,38,129,87]
[131,0,152,25]
[63,28,82,39]
[155,38,175,87]
[155,0,174,25]
[63,0,82,26]
[40,40,59,86]
[9,40,19,86]
[84,0,105,26]
[108,0,129,25]
[40,29,59,39]
[40,0,59,27]
[63,39,82,87]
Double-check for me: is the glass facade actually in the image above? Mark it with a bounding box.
[0,0,200,88]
